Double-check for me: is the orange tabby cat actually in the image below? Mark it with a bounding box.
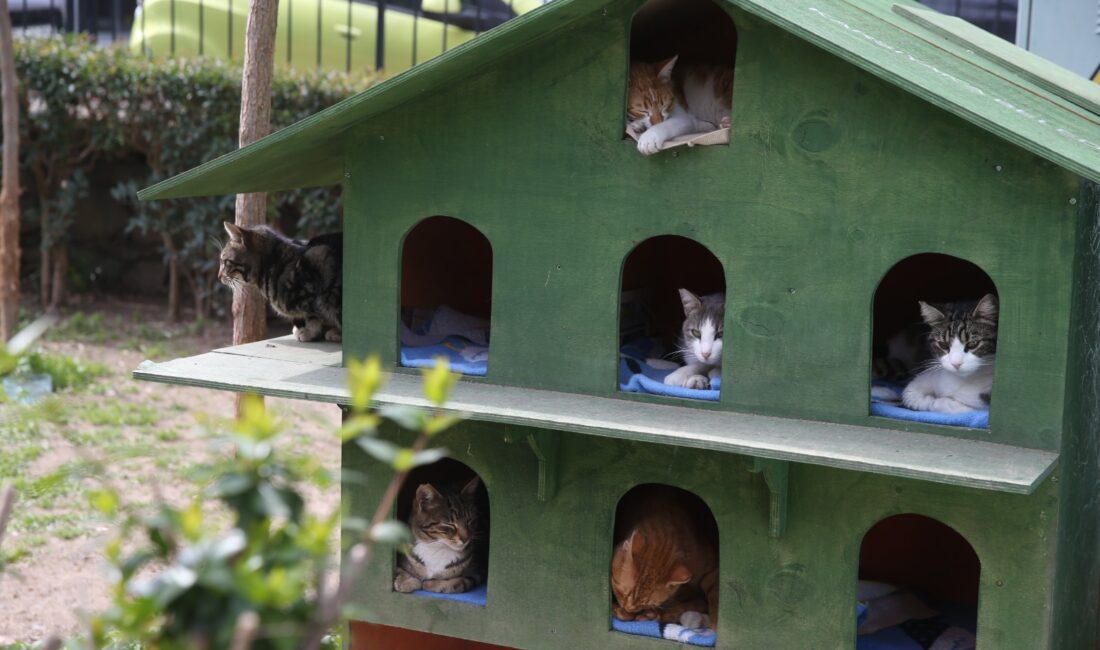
[627,56,733,155]
[611,485,719,629]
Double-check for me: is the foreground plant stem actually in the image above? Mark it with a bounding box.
[300,431,430,650]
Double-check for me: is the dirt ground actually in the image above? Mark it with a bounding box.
[0,297,343,644]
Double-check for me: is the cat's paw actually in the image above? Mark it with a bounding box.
[295,320,323,342]
[719,116,731,129]
[637,130,665,155]
[393,573,421,593]
[679,612,711,629]
[324,329,342,343]
[684,374,710,390]
[422,579,467,594]
[931,397,974,414]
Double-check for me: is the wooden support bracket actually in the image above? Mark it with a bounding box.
[750,458,789,538]
[526,431,559,502]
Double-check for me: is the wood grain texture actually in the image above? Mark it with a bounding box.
[0,0,19,341]
[133,337,1058,494]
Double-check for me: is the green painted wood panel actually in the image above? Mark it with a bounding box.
[131,339,1058,494]
[1050,181,1100,648]
[346,421,1060,649]
[892,4,1100,116]
[342,2,1077,450]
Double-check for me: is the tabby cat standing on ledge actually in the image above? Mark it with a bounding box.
[218,222,342,342]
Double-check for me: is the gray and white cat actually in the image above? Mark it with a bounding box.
[901,294,998,413]
[664,289,724,390]
[393,478,482,594]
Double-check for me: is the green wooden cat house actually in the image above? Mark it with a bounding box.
[133,0,1100,647]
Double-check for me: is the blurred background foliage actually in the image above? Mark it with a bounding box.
[10,36,372,320]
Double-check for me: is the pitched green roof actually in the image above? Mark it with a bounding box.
[140,0,1100,200]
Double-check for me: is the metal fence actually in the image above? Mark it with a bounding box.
[11,0,1019,75]
[11,0,136,43]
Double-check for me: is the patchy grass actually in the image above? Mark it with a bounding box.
[0,351,182,567]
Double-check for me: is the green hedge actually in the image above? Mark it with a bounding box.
[11,36,372,318]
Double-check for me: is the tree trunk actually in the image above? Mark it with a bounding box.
[233,0,278,414]
[0,0,19,342]
[38,226,49,307]
[48,245,66,311]
[162,232,179,323]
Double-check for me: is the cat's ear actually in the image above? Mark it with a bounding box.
[971,293,999,322]
[679,288,702,317]
[918,301,946,327]
[625,528,646,555]
[461,476,481,498]
[667,563,692,585]
[656,55,678,83]
[415,483,442,510]
[224,221,244,242]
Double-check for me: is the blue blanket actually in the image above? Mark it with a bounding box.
[400,306,490,376]
[400,336,488,376]
[619,339,720,401]
[870,380,989,429]
[858,605,976,650]
[612,617,716,647]
[410,583,487,606]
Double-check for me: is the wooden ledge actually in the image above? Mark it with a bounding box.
[134,337,1058,495]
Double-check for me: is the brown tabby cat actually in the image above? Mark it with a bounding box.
[611,485,719,629]
[393,477,482,594]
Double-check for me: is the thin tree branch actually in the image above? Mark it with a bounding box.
[299,432,430,650]
[0,483,14,550]
[231,611,261,650]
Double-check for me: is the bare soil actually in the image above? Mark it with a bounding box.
[0,297,342,644]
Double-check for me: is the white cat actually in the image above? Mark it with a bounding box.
[901,295,998,414]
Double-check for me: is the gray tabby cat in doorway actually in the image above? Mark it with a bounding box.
[902,294,998,413]
[664,289,724,390]
[394,477,483,594]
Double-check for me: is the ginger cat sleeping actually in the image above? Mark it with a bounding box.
[627,55,733,155]
[611,485,719,630]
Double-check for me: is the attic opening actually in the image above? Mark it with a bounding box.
[393,458,490,606]
[857,514,979,646]
[625,0,737,155]
[870,253,999,429]
[610,484,719,643]
[399,216,493,376]
[619,235,725,401]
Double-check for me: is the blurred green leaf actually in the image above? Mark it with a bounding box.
[347,356,384,412]
[422,357,459,406]
[354,437,400,465]
[424,413,464,437]
[380,404,427,430]
[369,521,411,545]
[88,488,119,516]
[338,413,380,442]
[393,447,449,472]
